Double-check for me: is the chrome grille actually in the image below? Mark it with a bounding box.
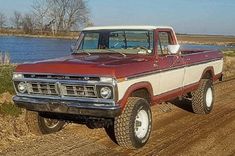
[62,84,97,98]
[25,81,98,98]
[27,82,59,96]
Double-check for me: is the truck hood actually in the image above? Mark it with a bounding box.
[16,54,154,78]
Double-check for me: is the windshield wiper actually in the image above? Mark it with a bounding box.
[106,49,126,57]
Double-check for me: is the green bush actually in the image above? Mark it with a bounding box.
[0,65,15,94]
[0,102,22,117]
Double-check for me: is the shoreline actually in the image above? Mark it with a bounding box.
[0,32,235,46]
[0,33,78,40]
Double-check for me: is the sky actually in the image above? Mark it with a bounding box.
[0,0,235,36]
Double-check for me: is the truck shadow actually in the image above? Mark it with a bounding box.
[170,98,194,113]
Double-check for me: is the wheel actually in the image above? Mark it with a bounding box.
[192,79,214,114]
[25,110,65,135]
[114,97,152,149]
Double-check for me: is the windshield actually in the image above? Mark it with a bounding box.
[75,30,154,55]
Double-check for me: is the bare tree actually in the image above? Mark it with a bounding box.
[10,11,22,29]
[47,0,69,31]
[22,14,34,34]
[64,0,89,31]
[0,12,7,28]
[32,0,89,33]
[32,0,49,33]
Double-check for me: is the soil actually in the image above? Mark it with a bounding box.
[0,78,234,156]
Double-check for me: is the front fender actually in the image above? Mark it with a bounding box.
[117,81,154,109]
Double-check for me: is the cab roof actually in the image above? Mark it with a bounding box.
[83,25,173,31]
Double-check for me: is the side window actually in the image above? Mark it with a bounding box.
[157,32,172,55]
[82,33,99,49]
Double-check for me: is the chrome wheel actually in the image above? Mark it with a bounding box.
[43,118,60,129]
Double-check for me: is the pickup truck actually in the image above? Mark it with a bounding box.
[12,26,223,149]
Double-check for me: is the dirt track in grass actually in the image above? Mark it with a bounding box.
[1,79,235,156]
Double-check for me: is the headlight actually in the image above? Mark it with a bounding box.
[100,87,112,99]
[17,82,27,93]
[13,73,24,79]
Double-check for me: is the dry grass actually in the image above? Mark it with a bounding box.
[177,34,235,46]
[0,52,11,65]
[223,56,235,78]
[223,50,235,57]
[0,110,29,152]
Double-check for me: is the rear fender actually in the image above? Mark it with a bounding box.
[201,67,215,81]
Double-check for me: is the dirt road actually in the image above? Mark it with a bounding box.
[1,79,235,156]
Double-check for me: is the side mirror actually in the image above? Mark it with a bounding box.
[167,44,180,54]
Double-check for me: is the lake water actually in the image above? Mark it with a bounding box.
[0,36,234,63]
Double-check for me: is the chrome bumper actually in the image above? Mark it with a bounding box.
[13,96,121,118]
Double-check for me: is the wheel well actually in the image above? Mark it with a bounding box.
[130,88,151,104]
[202,70,213,80]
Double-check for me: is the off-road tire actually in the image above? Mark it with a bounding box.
[192,79,214,114]
[25,110,65,135]
[114,97,152,149]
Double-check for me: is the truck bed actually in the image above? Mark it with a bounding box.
[181,49,219,55]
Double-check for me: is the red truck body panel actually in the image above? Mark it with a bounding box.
[16,50,223,78]
[16,54,156,79]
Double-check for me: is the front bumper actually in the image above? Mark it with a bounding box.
[13,96,121,118]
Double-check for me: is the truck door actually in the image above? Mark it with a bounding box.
[155,30,185,96]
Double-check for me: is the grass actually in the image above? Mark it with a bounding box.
[177,34,235,45]
[0,65,15,94]
[0,65,21,117]
[0,102,22,117]
[223,50,235,57]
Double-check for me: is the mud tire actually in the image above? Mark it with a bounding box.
[192,79,214,114]
[114,97,152,149]
[25,110,65,135]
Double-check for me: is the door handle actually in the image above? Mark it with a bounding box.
[154,63,158,67]
[176,59,180,63]
[153,61,159,68]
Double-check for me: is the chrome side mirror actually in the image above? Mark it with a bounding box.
[168,44,180,54]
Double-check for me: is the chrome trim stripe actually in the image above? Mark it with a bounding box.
[14,78,99,84]
[187,58,222,67]
[14,72,115,79]
[16,94,115,105]
[181,50,221,56]
[127,58,223,80]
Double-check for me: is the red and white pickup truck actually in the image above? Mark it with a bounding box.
[13,26,223,149]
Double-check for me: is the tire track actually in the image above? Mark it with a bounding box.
[131,106,235,156]
[156,109,235,156]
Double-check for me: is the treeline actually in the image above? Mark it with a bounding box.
[0,0,93,35]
